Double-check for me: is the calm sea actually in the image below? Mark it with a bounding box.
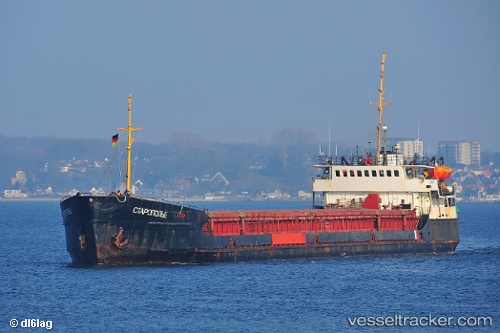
[0,200,498,332]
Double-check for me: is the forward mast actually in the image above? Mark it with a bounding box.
[118,95,142,192]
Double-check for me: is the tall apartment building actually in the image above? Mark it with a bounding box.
[398,140,424,161]
[437,141,480,166]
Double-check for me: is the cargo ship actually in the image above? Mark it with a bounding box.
[60,52,459,265]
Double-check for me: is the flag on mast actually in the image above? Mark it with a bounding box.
[112,134,119,146]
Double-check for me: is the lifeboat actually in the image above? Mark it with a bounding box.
[428,165,453,181]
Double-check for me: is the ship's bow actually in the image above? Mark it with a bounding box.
[60,195,98,266]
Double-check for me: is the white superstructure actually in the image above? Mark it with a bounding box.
[312,152,457,221]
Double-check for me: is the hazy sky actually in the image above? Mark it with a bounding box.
[1,1,499,153]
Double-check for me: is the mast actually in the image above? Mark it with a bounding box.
[118,95,142,192]
[370,51,391,166]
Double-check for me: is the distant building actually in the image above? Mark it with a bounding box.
[438,141,480,166]
[11,170,27,186]
[200,172,230,186]
[398,140,424,161]
[4,189,28,198]
[298,191,313,200]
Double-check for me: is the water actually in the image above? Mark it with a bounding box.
[0,200,498,332]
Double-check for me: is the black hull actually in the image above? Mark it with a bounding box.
[136,241,459,265]
[60,195,460,266]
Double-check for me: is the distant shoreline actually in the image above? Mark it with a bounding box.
[0,197,61,202]
[2,196,498,204]
[0,196,308,203]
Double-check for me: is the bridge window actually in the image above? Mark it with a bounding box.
[364,170,369,177]
[371,170,377,177]
[335,170,340,177]
[357,170,362,177]
[379,170,385,177]
[350,170,355,177]
[394,170,400,177]
[343,170,348,177]
[387,170,392,177]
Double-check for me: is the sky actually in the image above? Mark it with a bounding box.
[1,1,499,153]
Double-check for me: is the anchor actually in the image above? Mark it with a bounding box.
[111,227,129,250]
[78,234,87,251]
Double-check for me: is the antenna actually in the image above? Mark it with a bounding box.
[328,120,331,157]
[417,114,420,141]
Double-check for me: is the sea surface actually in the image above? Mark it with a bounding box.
[0,200,498,332]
